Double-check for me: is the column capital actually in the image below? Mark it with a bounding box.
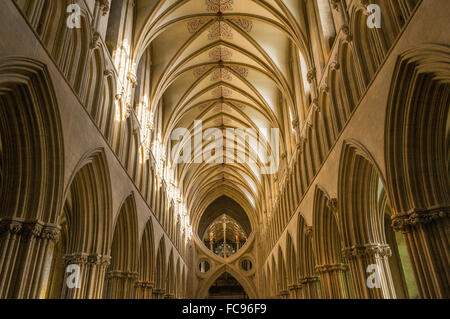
[315,263,348,273]
[392,207,449,232]
[0,218,60,242]
[64,253,111,267]
[299,276,320,284]
[106,270,139,279]
[330,0,341,11]
[342,244,392,259]
[288,284,301,291]
[96,0,110,16]
[135,281,154,289]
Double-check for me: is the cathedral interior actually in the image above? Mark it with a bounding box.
[0,0,448,300]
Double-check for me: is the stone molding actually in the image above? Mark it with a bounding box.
[0,219,60,242]
[64,253,111,267]
[342,244,392,259]
[315,263,348,273]
[392,208,449,232]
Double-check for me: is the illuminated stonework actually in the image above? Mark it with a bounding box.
[209,46,233,61]
[212,86,233,98]
[210,68,233,81]
[229,65,249,78]
[208,21,233,40]
[187,17,210,33]
[193,65,211,78]
[5,0,440,301]
[205,0,234,12]
[230,18,253,33]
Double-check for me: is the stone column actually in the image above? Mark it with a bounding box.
[61,253,111,299]
[342,244,396,299]
[278,290,290,299]
[152,288,166,299]
[300,276,321,299]
[0,219,60,298]
[104,270,139,299]
[135,281,154,299]
[392,209,449,298]
[288,284,302,299]
[316,263,351,299]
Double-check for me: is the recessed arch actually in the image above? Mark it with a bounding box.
[196,265,257,299]
[46,148,113,299]
[104,193,139,299]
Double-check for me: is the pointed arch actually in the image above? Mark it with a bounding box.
[385,44,450,213]
[385,44,450,298]
[196,265,257,299]
[46,148,113,299]
[297,214,320,299]
[104,193,139,299]
[338,140,397,298]
[0,57,64,223]
[0,57,64,298]
[137,216,156,298]
[285,232,297,292]
[312,185,351,299]
[155,236,167,294]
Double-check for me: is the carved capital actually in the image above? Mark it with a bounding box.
[341,25,352,42]
[0,219,60,241]
[327,198,338,213]
[300,276,320,284]
[41,225,60,242]
[22,222,43,238]
[342,244,392,259]
[330,0,341,11]
[392,208,449,232]
[90,32,100,49]
[64,253,89,266]
[330,61,340,70]
[0,219,22,236]
[99,0,110,16]
[315,263,348,273]
[307,68,316,83]
[305,226,313,236]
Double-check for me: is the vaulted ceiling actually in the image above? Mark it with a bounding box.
[133,0,307,235]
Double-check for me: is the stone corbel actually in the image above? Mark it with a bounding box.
[319,81,329,94]
[127,71,138,88]
[307,68,316,84]
[327,198,338,214]
[341,25,352,42]
[99,0,110,16]
[330,0,341,11]
[90,32,101,49]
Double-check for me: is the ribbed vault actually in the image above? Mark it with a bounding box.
[134,0,305,232]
